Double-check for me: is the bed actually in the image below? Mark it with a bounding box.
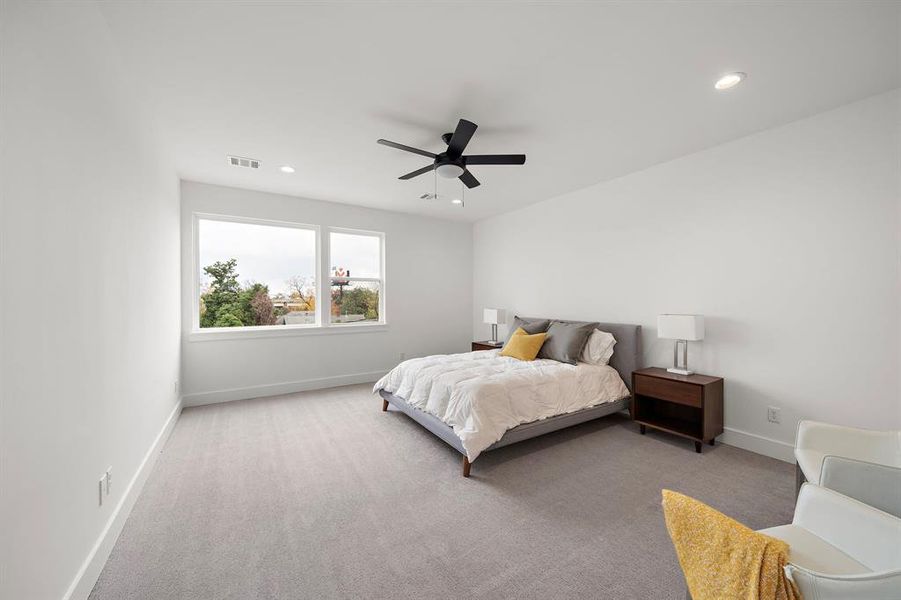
[375,320,642,477]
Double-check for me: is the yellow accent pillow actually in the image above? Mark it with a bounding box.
[500,327,547,361]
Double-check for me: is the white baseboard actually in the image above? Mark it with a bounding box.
[720,426,795,463]
[182,370,386,407]
[63,399,182,600]
[616,409,793,463]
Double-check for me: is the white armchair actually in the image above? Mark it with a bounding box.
[819,455,901,518]
[794,420,901,495]
[759,484,901,599]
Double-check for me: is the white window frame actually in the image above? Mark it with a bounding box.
[324,227,387,327]
[189,213,387,342]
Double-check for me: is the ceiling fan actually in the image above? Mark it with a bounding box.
[377,118,525,189]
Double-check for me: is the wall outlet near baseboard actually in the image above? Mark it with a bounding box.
[767,406,781,424]
[105,467,112,495]
[98,476,105,506]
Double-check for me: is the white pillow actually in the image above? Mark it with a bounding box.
[581,329,617,365]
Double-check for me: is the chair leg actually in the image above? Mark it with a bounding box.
[462,456,471,478]
[381,399,388,412]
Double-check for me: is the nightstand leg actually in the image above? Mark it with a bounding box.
[708,439,715,446]
[639,424,646,435]
[694,441,702,453]
[381,399,388,412]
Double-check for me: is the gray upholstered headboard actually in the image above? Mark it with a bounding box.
[520,318,643,391]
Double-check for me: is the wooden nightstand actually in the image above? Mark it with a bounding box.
[472,340,504,351]
[631,367,724,453]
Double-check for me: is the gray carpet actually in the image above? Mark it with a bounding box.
[90,383,795,600]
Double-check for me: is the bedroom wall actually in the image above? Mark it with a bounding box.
[0,2,182,600]
[473,90,901,461]
[180,181,473,405]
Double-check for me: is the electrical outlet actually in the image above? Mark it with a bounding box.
[98,477,105,506]
[767,406,781,424]
[105,467,112,495]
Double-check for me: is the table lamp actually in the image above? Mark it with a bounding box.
[483,308,506,345]
[657,314,705,375]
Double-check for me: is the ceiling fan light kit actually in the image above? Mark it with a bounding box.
[420,168,465,206]
[377,118,526,200]
[436,163,465,178]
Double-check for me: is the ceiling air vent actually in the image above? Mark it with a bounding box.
[227,155,261,169]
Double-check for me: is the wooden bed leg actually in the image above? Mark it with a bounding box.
[462,457,471,478]
[381,399,388,412]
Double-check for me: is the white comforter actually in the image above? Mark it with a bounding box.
[373,350,630,462]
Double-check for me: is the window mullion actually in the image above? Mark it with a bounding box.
[321,226,330,327]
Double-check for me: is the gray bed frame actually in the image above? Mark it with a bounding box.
[379,320,642,477]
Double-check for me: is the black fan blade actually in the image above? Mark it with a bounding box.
[446,119,477,158]
[377,139,437,159]
[464,154,526,165]
[459,169,480,188]
[399,164,436,180]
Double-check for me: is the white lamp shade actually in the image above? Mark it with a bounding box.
[658,314,705,341]
[483,308,506,325]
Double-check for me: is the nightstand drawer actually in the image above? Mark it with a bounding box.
[634,376,702,407]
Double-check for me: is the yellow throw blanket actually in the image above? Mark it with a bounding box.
[662,490,800,600]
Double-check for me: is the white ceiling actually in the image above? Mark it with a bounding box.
[99,1,900,222]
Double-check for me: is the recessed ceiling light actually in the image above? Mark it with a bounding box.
[715,72,746,90]
[451,198,463,206]
[279,165,295,174]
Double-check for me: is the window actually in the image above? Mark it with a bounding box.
[196,216,318,329]
[328,229,384,325]
[192,215,386,336]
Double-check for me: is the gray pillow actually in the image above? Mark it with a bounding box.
[538,321,598,364]
[505,316,550,342]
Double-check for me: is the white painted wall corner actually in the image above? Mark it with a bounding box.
[63,400,183,600]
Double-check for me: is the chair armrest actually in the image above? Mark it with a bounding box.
[795,421,898,463]
[785,566,901,600]
[820,456,901,518]
[793,484,901,573]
